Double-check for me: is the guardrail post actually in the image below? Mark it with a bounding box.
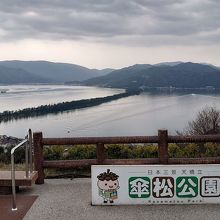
[158,129,169,164]
[96,143,105,164]
[25,139,29,178]
[33,132,44,184]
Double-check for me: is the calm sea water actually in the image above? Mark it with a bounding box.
[1,85,220,138]
[0,85,123,111]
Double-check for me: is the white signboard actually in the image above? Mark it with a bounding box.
[91,165,220,205]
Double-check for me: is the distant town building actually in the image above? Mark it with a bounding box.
[205,86,215,91]
[157,86,176,91]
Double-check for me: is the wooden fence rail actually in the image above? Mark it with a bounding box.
[33,129,220,184]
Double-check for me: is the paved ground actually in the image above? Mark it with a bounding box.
[0,195,37,220]
[22,178,220,220]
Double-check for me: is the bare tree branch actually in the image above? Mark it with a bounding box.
[181,106,220,135]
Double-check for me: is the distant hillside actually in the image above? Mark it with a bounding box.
[84,64,152,88]
[1,60,220,87]
[0,65,49,84]
[84,62,220,89]
[0,60,114,83]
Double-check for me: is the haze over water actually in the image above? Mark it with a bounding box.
[1,85,220,138]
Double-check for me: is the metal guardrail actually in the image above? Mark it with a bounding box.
[11,129,33,211]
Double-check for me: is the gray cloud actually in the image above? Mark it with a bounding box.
[0,0,220,46]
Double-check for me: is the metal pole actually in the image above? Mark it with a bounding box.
[29,129,33,173]
[25,136,29,178]
[11,139,28,211]
[11,153,17,211]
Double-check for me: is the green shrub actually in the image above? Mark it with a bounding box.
[106,144,124,159]
[43,144,158,160]
[142,145,158,158]
[1,142,218,165]
[106,144,158,159]
[41,143,219,160]
[183,143,200,157]
[0,153,8,164]
[44,145,65,160]
[5,145,25,163]
[119,145,134,158]
[0,147,4,154]
[43,145,97,161]
[168,143,184,158]
[203,143,220,157]
[66,145,96,160]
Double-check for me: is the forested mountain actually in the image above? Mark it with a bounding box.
[1,60,220,88]
[84,62,220,89]
[0,60,114,83]
[83,64,152,88]
[0,65,50,84]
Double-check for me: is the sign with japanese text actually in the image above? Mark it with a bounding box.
[91,165,220,205]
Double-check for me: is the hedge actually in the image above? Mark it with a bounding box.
[1,143,220,164]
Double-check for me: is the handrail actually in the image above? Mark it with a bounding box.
[11,139,27,155]
[11,129,33,211]
[33,130,220,185]
[42,134,220,145]
[42,136,159,145]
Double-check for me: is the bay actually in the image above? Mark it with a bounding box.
[0,85,123,112]
[1,85,220,138]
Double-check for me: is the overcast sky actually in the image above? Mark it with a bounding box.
[0,0,220,69]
